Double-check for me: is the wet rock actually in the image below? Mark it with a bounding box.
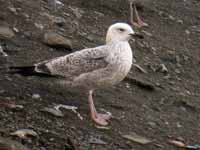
[175,69,181,74]
[0,26,15,39]
[41,107,64,117]
[48,0,56,11]
[8,7,17,15]
[53,17,65,27]
[188,25,200,33]
[177,19,183,24]
[95,126,111,130]
[21,13,30,20]
[133,64,147,74]
[89,136,107,145]
[124,76,155,91]
[0,46,8,57]
[69,6,84,19]
[43,32,72,50]
[158,64,168,73]
[31,94,41,99]
[122,132,152,144]
[54,104,83,120]
[0,89,5,94]
[141,30,153,37]
[147,121,157,128]
[10,129,38,139]
[168,15,175,21]
[13,27,19,33]
[0,136,29,150]
[0,101,24,110]
[34,23,44,30]
[185,29,190,34]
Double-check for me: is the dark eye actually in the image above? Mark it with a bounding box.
[118,28,125,32]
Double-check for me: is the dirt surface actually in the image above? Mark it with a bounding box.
[0,0,200,149]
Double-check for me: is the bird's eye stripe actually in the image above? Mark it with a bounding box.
[118,28,125,32]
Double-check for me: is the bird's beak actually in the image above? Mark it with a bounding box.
[129,33,144,39]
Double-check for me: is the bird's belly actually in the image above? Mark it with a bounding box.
[60,47,133,90]
[110,61,132,84]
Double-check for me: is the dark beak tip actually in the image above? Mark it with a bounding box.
[130,33,144,39]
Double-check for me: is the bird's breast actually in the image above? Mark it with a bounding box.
[107,43,133,84]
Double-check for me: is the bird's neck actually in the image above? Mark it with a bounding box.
[106,40,129,45]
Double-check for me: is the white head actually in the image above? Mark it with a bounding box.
[106,23,135,44]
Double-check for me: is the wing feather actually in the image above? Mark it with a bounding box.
[35,45,109,79]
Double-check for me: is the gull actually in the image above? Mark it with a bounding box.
[129,0,148,28]
[9,23,142,126]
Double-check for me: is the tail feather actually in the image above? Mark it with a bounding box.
[9,65,62,78]
[9,66,38,76]
[9,66,55,77]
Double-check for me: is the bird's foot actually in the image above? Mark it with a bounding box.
[97,113,111,120]
[132,21,148,28]
[93,113,111,126]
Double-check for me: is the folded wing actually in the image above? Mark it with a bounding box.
[35,45,109,79]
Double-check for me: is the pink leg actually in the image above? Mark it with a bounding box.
[130,2,148,28]
[88,90,111,126]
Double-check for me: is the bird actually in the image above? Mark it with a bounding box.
[9,23,142,126]
[129,0,148,28]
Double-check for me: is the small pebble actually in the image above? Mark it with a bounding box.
[177,19,183,24]
[168,15,175,21]
[32,94,41,99]
[185,30,190,34]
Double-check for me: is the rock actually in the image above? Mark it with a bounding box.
[48,0,57,11]
[125,76,155,91]
[69,6,84,19]
[89,136,107,145]
[52,17,65,27]
[133,64,148,74]
[34,23,44,30]
[0,136,29,150]
[43,32,72,50]
[168,15,175,21]
[189,25,200,33]
[0,101,24,110]
[13,27,19,33]
[147,121,157,128]
[175,69,181,74]
[159,64,168,73]
[10,129,38,139]
[177,19,183,24]
[141,30,153,37]
[8,7,17,15]
[31,94,41,99]
[41,107,64,117]
[0,26,15,39]
[122,132,152,145]
[0,46,8,57]
[185,29,190,34]
[47,0,64,11]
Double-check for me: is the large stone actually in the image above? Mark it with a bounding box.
[43,32,72,50]
[0,26,15,39]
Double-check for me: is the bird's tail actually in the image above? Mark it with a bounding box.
[8,66,37,76]
[8,65,57,77]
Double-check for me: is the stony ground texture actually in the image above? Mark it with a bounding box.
[0,0,200,149]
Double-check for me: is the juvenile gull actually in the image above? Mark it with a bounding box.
[9,23,141,126]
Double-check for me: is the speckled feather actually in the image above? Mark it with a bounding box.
[34,41,132,89]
